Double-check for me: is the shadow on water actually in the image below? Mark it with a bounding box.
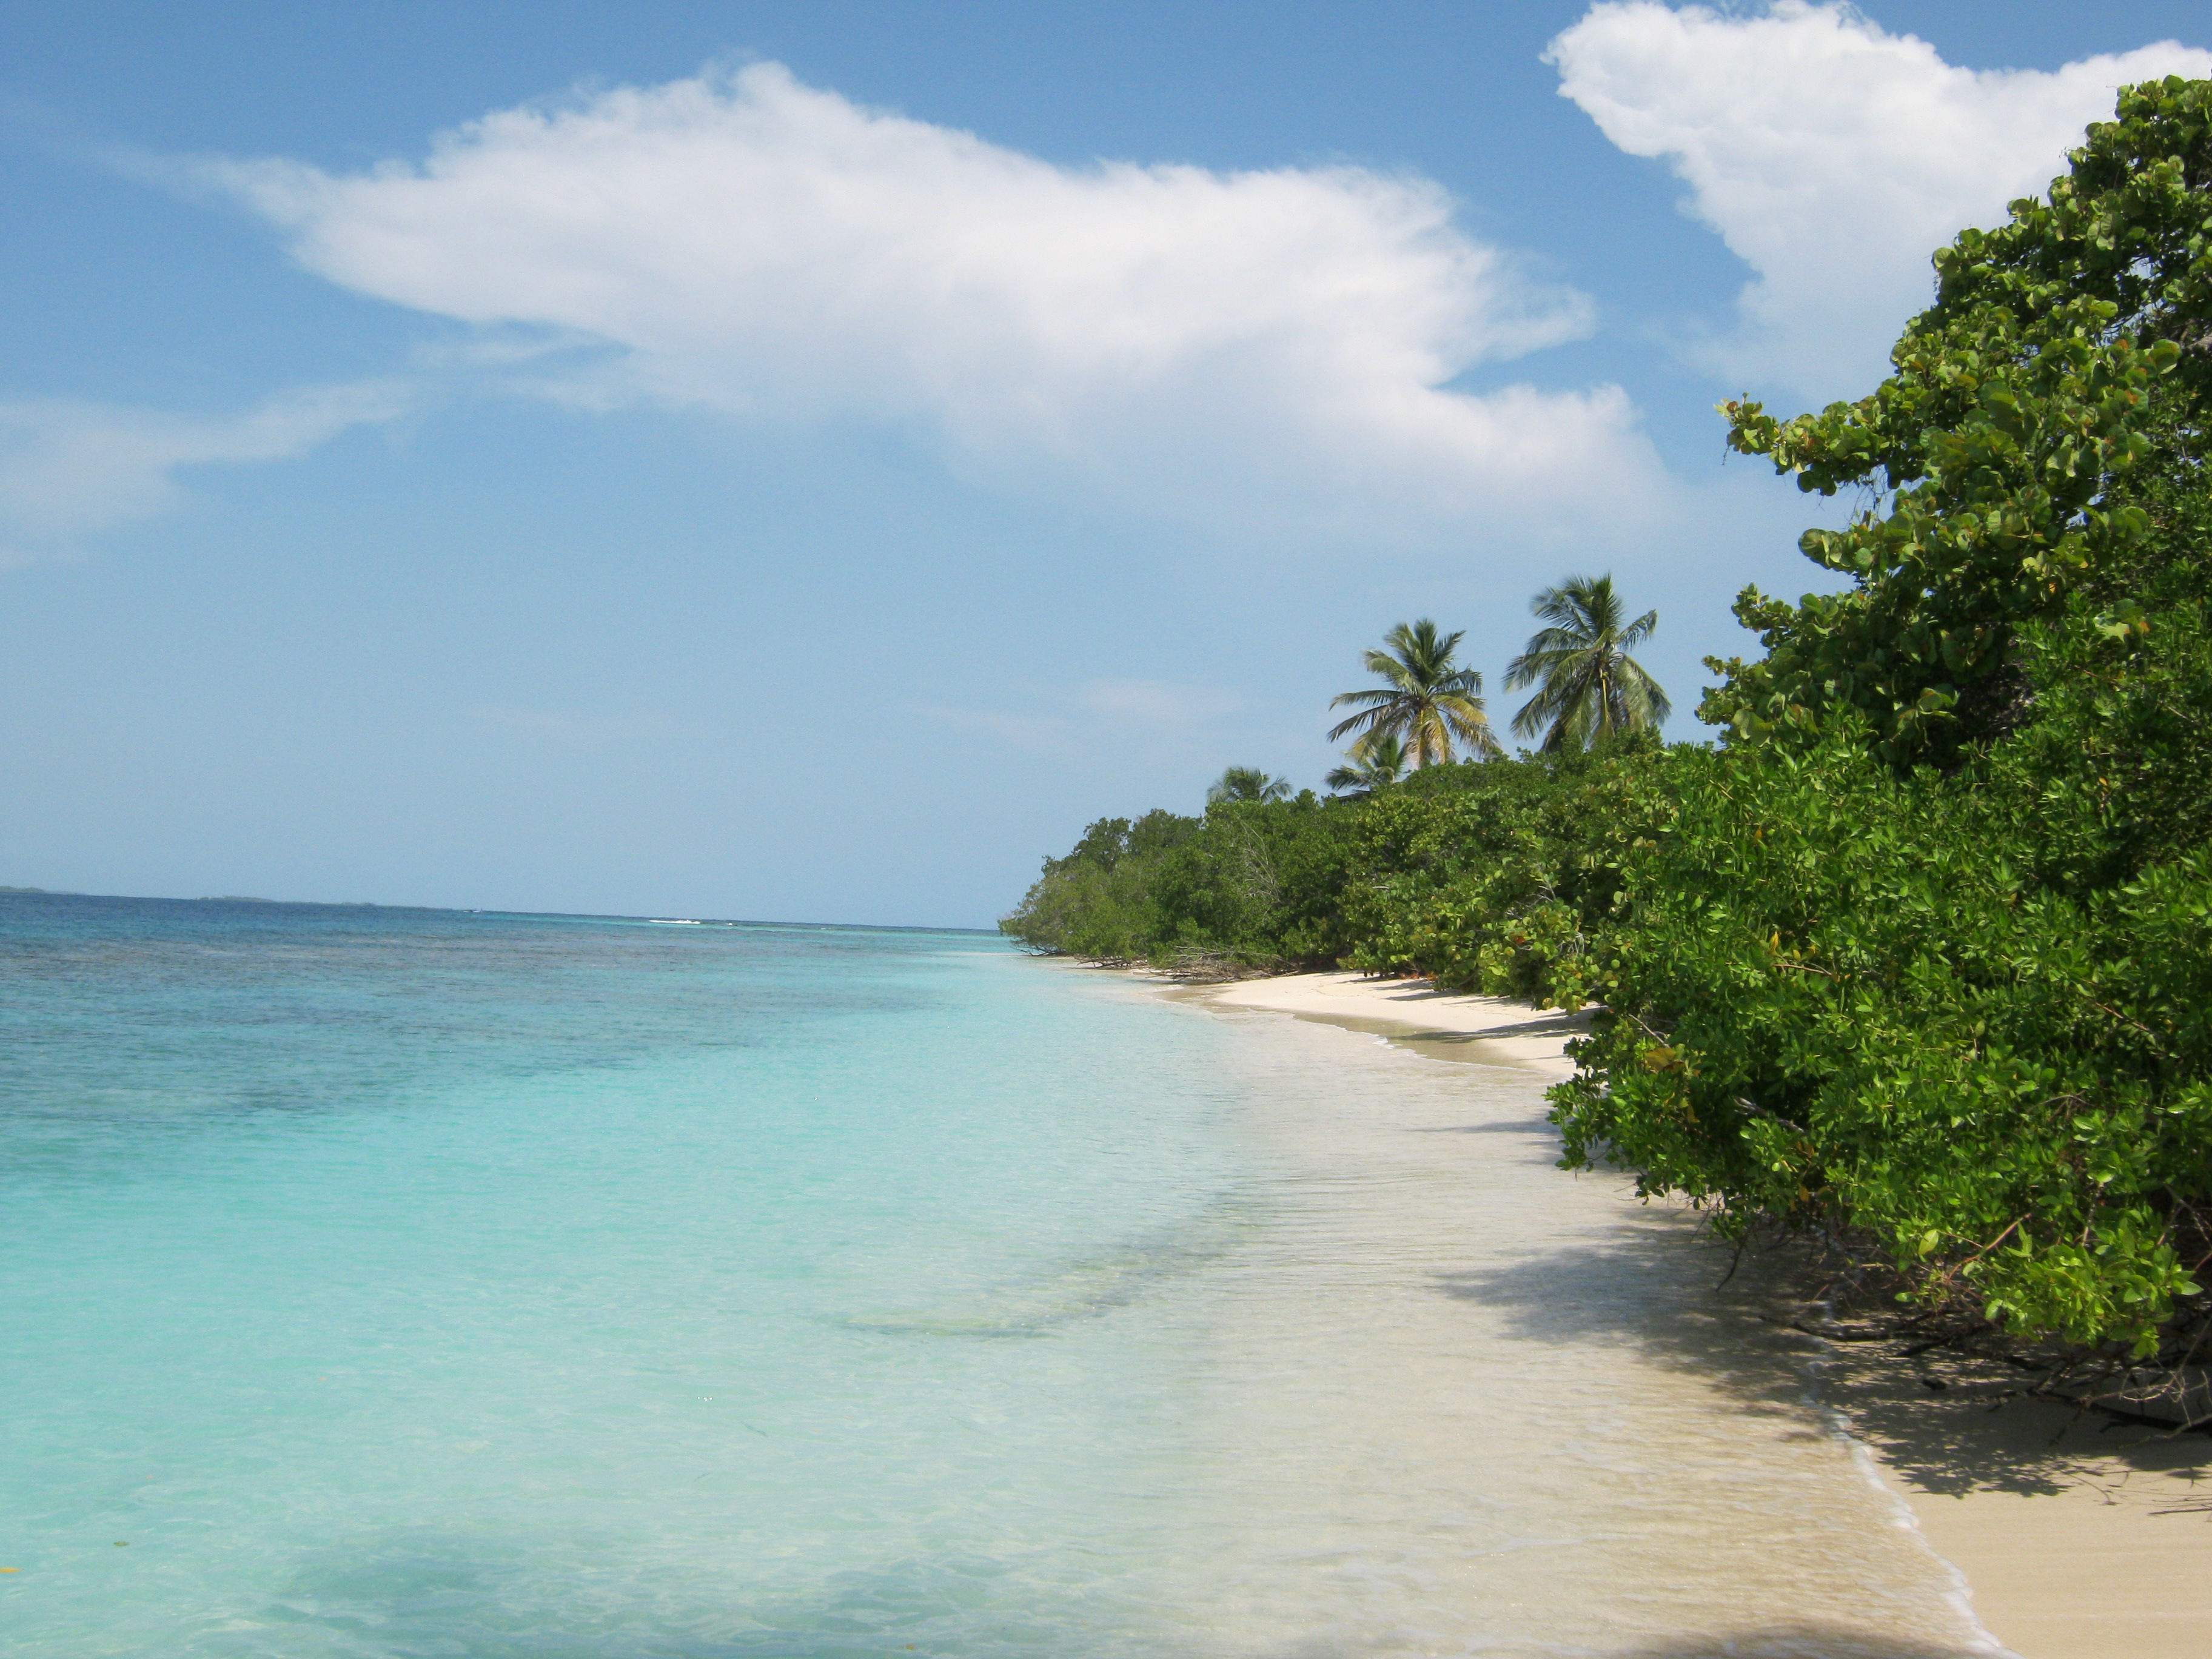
[268,1533,2002,1659]
[264,1532,1147,1659]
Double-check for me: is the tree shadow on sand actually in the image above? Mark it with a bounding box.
[1595,1629,1995,1659]
[1431,1212,2210,1501]
[1404,1116,1558,1135]
[1398,1012,1594,1042]
[1256,1619,1995,1659]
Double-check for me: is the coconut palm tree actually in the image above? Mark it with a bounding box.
[1324,733,1407,797]
[1327,619,1500,767]
[1207,766,1293,805]
[1503,574,1671,751]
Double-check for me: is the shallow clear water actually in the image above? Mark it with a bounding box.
[1,895,1999,1657]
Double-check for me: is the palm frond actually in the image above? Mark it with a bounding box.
[1506,574,1669,750]
[1615,656,1673,726]
[1208,766,1293,805]
[1326,705,1388,743]
[1326,617,1495,769]
[1329,686,1396,711]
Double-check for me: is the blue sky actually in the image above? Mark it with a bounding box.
[3,2,2207,925]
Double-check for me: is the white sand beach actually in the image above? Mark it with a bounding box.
[1189,969,2212,1659]
[1202,969,1592,1077]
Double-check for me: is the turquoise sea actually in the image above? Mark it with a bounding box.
[2,895,1254,1656]
[2,893,1998,1658]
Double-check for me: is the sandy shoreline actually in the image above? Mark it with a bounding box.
[1188,969,2212,1659]
[1199,968,1592,1078]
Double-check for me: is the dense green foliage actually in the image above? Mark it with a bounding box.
[1002,744,1666,984]
[1000,796,1353,968]
[1705,76,2212,771]
[1556,703,2212,1354]
[1566,78,2212,1354]
[1006,81,2212,1357]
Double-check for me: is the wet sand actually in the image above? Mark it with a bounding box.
[1815,1342,2212,1659]
[1190,970,2212,1659]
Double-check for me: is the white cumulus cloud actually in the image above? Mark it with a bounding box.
[1549,1,2212,398]
[0,381,411,564]
[204,62,1663,535]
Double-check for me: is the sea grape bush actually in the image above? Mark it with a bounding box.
[1006,80,2212,1356]
[1332,745,1664,1004]
[1706,76,2212,770]
[1554,726,2212,1354]
[1565,78,2212,1353]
